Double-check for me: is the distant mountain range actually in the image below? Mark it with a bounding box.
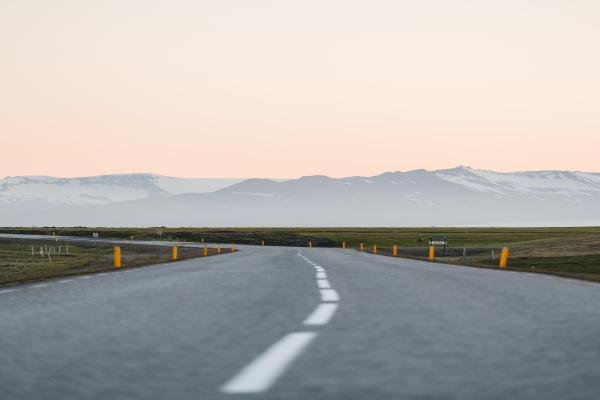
[1,167,599,227]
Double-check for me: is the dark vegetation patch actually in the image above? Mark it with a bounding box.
[0,237,226,286]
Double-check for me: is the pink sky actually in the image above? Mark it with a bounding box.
[1,0,599,178]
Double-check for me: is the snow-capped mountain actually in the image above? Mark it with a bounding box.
[0,174,243,212]
[1,167,599,226]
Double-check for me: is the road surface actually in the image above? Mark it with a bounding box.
[1,237,599,399]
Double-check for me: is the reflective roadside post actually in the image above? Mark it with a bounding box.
[114,246,122,268]
[499,247,510,268]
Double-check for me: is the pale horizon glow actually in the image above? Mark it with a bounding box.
[1,1,599,178]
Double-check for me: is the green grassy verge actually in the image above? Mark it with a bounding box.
[0,238,227,286]
[3,226,600,247]
[1,226,599,282]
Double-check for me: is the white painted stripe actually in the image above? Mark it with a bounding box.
[58,279,74,284]
[221,332,317,393]
[31,284,48,289]
[314,267,324,272]
[320,289,340,302]
[0,288,17,295]
[316,271,327,279]
[316,279,331,289]
[79,275,93,279]
[303,303,339,325]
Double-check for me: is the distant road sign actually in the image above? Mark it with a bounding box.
[429,235,447,248]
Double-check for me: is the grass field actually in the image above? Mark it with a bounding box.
[0,237,226,285]
[3,226,600,247]
[1,227,600,282]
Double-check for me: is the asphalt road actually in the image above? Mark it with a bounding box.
[1,237,599,399]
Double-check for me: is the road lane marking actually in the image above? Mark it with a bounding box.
[316,279,331,289]
[316,271,327,279]
[319,289,340,302]
[303,303,339,326]
[31,284,48,289]
[79,276,93,279]
[0,288,18,295]
[221,332,318,394]
[58,279,74,284]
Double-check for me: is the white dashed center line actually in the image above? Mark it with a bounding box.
[319,288,340,302]
[303,303,339,326]
[222,250,340,394]
[221,332,318,394]
[316,279,331,289]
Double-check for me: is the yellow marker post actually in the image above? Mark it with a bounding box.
[393,245,398,257]
[114,246,122,268]
[203,245,208,257]
[217,245,221,254]
[172,246,178,261]
[342,241,346,249]
[231,244,235,252]
[372,244,377,254]
[428,246,435,261]
[499,247,509,268]
[360,242,364,251]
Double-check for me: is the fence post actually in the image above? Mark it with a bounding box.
[114,246,122,268]
[393,245,398,257]
[499,247,509,268]
[429,246,435,261]
[261,240,265,247]
[309,241,312,248]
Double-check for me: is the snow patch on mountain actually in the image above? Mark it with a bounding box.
[435,167,600,195]
[0,174,243,208]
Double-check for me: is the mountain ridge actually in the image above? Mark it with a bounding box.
[1,167,599,226]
